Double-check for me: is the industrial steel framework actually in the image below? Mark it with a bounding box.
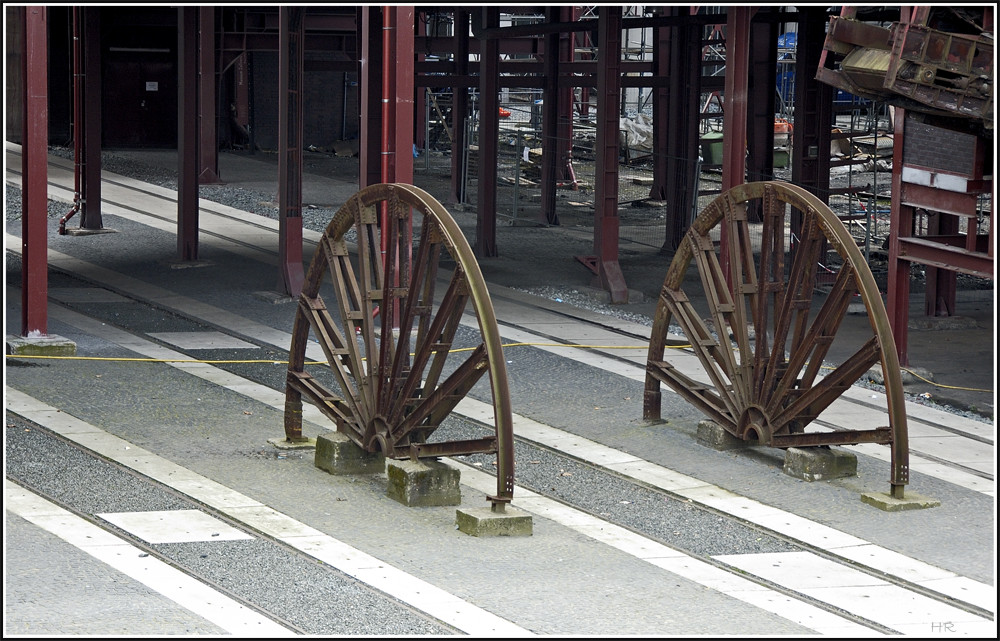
[10,4,993,371]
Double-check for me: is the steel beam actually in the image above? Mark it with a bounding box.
[661,7,701,253]
[358,7,383,189]
[448,10,470,205]
[79,6,103,231]
[381,5,415,186]
[649,19,669,204]
[198,6,221,184]
[790,6,833,199]
[20,5,48,336]
[539,6,561,225]
[277,6,305,297]
[475,8,500,258]
[177,6,200,261]
[721,7,752,193]
[557,6,579,191]
[746,13,778,197]
[887,106,912,365]
[591,6,627,303]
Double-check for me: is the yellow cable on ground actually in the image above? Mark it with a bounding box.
[6,346,993,394]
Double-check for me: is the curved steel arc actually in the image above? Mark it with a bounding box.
[284,183,515,504]
[644,181,909,497]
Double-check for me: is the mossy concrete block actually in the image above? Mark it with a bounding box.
[456,506,533,537]
[783,446,857,482]
[861,491,941,512]
[386,458,461,507]
[696,420,755,451]
[6,334,77,357]
[314,432,385,475]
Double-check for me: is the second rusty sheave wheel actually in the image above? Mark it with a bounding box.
[284,183,515,507]
[644,181,909,497]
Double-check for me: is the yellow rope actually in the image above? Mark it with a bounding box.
[3,341,684,365]
[6,344,993,394]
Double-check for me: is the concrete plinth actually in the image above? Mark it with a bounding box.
[783,446,857,482]
[6,334,77,357]
[314,432,385,475]
[696,420,756,451]
[456,505,533,537]
[268,436,317,450]
[64,227,117,236]
[861,491,941,512]
[252,290,297,305]
[165,259,213,270]
[386,458,461,507]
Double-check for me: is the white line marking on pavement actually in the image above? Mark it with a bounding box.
[4,388,533,638]
[4,480,296,637]
[97,509,256,544]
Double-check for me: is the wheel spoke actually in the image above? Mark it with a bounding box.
[751,185,785,397]
[763,263,858,412]
[686,229,745,413]
[395,344,491,444]
[770,336,882,431]
[385,268,470,427]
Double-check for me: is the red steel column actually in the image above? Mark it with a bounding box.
[721,6,751,192]
[540,6,561,225]
[198,6,221,184]
[558,7,579,189]
[380,5,415,332]
[21,5,49,336]
[475,8,500,258]
[592,6,627,303]
[661,9,701,252]
[277,6,305,297]
[79,6,103,231]
[177,6,199,261]
[381,5,414,186]
[649,16,670,204]
[359,7,383,190]
[887,107,911,366]
[448,10,470,205]
[719,7,753,282]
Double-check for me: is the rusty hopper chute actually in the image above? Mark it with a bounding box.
[816,7,993,130]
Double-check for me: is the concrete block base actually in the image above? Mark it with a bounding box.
[314,432,385,475]
[268,436,317,450]
[6,334,77,357]
[386,458,461,507]
[252,290,297,305]
[861,491,941,512]
[64,227,118,237]
[696,420,756,451]
[783,446,857,482]
[456,505,533,537]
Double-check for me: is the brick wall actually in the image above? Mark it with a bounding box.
[250,51,358,152]
[902,115,976,176]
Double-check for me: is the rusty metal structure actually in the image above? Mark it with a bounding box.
[644,181,910,498]
[814,5,994,366]
[10,5,847,332]
[283,183,515,509]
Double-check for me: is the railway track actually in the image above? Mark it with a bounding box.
[5,147,995,635]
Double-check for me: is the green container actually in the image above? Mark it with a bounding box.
[700,132,724,165]
[773,147,790,168]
